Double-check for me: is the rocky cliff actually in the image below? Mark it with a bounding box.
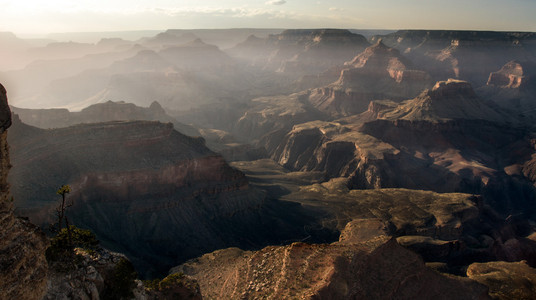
[0,83,49,299]
[171,217,490,299]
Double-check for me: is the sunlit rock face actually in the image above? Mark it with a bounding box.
[487,61,534,89]
[229,40,433,152]
[478,61,536,122]
[307,40,432,117]
[0,83,48,300]
[171,219,489,299]
[270,80,536,215]
[372,30,536,86]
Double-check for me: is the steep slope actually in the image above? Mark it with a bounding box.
[8,117,325,276]
[0,84,49,299]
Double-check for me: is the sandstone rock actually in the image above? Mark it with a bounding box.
[173,229,489,299]
[467,260,536,300]
[44,247,134,300]
[487,60,536,89]
[0,83,49,300]
[307,40,432,117]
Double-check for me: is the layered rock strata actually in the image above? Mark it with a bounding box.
[172,218,489,299]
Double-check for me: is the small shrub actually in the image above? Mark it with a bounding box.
[159,272,186,290]
[143,278,161,291]
[46,225,99,263]
[144,272,201,299]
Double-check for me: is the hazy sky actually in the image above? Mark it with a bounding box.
[1,0,535,35]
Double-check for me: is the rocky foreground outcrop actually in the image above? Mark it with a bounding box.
[467,260,536,300]
[0,84,49,299]
[171,217,490,299]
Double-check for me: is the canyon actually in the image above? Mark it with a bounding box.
[2,28,536,298]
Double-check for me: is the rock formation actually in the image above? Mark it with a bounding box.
[467,260,536,299]
[268,80,535,215]
[0,83,49,299]
[44,247,139,300]
[307,40,432,117]
[228,41,433,151]
[171,217,489,299]
[487,60,535,89]
[372,30,536,85]
[378,79,507,123]
[478,61,536,124]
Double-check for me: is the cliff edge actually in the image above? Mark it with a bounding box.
[0,83,48,299]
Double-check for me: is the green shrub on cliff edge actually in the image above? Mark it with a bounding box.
[143,272,201,299]
[45,225,99,264]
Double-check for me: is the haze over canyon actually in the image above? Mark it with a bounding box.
[1,27,536,299]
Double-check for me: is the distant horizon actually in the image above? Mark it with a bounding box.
[11,27,536,43]
[1,0,534,38]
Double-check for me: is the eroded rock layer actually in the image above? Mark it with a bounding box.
[172,218,489,300]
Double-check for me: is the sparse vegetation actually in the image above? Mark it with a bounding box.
[143,272,201,299]
[46,185,94,266]
[45,225,99,265]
